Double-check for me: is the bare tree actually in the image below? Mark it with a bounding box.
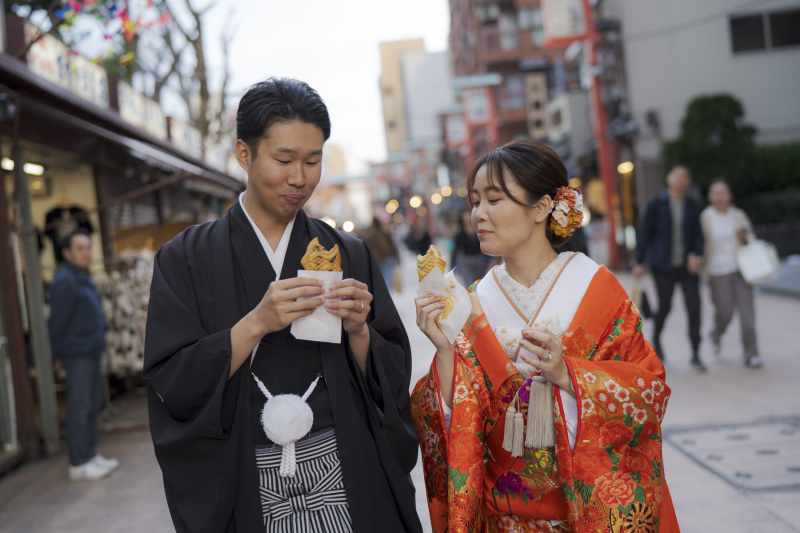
[6,0,235,146]
[136,0,234,146]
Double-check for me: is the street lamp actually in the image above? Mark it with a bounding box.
[409,195,423,209]
[617,161,634,174]
[431,193,443,205]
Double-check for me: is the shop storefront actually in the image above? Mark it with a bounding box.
[0,15,243,474]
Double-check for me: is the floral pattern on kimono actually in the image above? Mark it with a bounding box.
[411,267,680,533]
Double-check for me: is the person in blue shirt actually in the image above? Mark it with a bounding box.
[48,229,118,480]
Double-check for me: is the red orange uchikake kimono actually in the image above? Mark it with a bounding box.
[411,262,680,532]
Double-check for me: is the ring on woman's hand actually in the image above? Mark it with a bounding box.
[547,352,552,361]
[359,300,364,312]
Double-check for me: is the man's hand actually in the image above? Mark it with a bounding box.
[324,279,374,374]
[324,279,373,336]
[252,277,325,336]
[633,264,645,279]
[687,254,703,275]
[230,277,324,379]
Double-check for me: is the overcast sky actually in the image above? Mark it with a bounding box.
[202,0,450,168]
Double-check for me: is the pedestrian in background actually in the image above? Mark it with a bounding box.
[48,229,118,481]
[634,165,706,371]
[363,216,400,290]
[701,179,762,368]
[405,219,431,256]
[450,210,489,287]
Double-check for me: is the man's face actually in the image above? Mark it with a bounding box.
[236,120,325,225]
[666,166,691,196]
[62,234,92,270]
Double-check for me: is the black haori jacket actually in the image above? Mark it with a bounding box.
[143,204,422,532]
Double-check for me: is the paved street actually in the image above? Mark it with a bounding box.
[1,247,799,532]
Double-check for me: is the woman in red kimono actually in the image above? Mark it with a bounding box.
[412,140,679,532]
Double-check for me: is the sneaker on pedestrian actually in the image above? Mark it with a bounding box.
[69,459,113,481]
[91,453,119,471]
[745,356,763,368]
[690,355,707,373]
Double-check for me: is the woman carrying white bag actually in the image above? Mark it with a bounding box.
[700,180,763,368]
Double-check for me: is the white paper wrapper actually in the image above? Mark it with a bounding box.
[416,268,470,344]
[290,270,344,343]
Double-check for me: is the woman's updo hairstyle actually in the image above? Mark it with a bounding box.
[466,139,572,249]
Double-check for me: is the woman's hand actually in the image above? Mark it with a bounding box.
[519,327,574,397]
[736,227,749,245]
[416,292,456,408]
[415,292,453,355]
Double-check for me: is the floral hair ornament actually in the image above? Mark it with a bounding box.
[550,186,584,238]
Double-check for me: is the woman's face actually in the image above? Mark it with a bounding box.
[709,182,732,210]
[470,166,543,257]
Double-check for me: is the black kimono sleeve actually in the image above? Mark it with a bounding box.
[143,230,242,532]
[144,236,235,435]
[350,240,420,490]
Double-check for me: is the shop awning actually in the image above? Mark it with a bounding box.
[0,53,243,193]
[19,97,242,192]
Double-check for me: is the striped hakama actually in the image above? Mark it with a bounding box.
[256,427,352,533]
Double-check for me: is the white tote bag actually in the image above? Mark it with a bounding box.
[736,240,779,285]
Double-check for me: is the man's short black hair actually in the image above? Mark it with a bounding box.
[61,228,91,251]
[236,77,331,158]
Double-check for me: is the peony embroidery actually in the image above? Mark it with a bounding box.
[593,471,636,507]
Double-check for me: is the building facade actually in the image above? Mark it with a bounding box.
[616,0,800,203]
[379,39,426,155]
[0,14,243,474]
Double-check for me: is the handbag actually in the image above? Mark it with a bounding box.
[629,280,654,319]
[736,240,779,285]
[392,270,403,293]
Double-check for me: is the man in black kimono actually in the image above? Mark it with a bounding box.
[144,78,422,533]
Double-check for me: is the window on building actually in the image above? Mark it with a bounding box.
[499,14,519,51]
[770,9,800,48]
[730,14,766,52]
[498,74,525,111]
[519,7,545,47]
[551,109,563,128]
[730,9,800,53]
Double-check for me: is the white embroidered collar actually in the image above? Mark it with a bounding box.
[494,251,576,321]
[239,191,296,282]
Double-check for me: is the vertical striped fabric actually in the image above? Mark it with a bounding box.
[256,427,353,533]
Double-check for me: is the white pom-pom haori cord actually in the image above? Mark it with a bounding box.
[251,372,321,478]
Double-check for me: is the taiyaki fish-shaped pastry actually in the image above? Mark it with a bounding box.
[416,245,447,282]
[300,237,342,272]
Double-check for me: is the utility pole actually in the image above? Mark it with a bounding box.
[583,0,621,269]
[542,0,621,268]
